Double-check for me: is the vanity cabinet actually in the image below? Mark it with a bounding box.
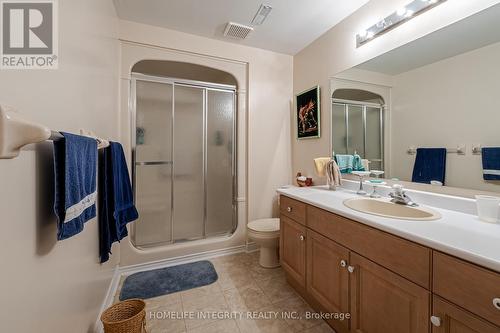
[433,252,500,327]
[431,296,500,333]
[306,229,349,331]
[349,252,430,333]
[279,195,500,333]
[280,215,306,287]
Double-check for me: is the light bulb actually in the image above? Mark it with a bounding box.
[358,30,368,38]
[366,31,375,39]
[405,10,414,17]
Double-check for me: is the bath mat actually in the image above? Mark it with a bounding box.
[119,260,218,301]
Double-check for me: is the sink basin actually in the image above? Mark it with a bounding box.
[343,198,441,221]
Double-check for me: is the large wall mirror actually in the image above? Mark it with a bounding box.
[331,3,500,193]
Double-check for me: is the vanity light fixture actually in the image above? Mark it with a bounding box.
[356,0,446,47]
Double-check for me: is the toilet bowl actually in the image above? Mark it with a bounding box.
[247,218,280,268]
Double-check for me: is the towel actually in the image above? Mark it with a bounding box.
[53,132,97,240]
[313,157,331,177]
[353,154,365,171]
[326,159,342,190]
[481,147,500,180]
[411,148,447,185]
[99,142,139,263]
[335,154,354,174]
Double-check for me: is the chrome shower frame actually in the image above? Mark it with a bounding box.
[129,73,238,248]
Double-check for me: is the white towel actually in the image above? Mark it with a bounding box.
[326,159,341,190]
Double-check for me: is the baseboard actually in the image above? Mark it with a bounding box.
[94,244,252,332]
[119,244,248,276]
[246,241,259,253]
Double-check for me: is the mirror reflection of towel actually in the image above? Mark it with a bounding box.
[411,148,447,185]
[335,154,354,174]
[482,147,500,180]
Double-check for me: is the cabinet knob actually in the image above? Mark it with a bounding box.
[340,260,347,268]
[299,235,305,241]
[430,316,442,327]
[347,265,355,273]
[493,298,500,310]
[287,206,292,212]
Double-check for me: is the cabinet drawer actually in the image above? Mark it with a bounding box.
[280,195,306,225]
[433,252,500,327]
[307,205,431,288]
[432,296,500,333]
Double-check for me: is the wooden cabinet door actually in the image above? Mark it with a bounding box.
[349,253,430,333]
[306,229,350,331]
[431,296,500,333]
[280,215,306,287]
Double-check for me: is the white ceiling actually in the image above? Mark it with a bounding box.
[113,0,369,55]
[356,3,500,75]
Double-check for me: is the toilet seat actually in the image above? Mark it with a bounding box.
[247,218,280,233]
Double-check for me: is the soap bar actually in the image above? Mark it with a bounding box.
[369,179,384,183]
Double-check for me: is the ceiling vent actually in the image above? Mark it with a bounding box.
[223,22,253,39]
[252,4,272,25]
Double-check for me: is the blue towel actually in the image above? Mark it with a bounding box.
[53,132,97,240]
[482,147,500,180]
[99,142,138,263]
[335,154,354,174]
[353,154,365,171]
[411,148,447,185]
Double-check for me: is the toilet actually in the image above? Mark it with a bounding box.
[247,218,280,268]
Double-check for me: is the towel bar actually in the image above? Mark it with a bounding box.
[0,104,109,159]
[472,145,482,155]
[407,145,466,155]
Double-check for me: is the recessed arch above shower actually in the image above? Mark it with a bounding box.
[131,60,238,87]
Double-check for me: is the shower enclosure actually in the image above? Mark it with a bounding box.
[131,73,236,248]
[332,99,384,171]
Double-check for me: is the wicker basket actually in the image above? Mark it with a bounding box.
[101,299,147,333]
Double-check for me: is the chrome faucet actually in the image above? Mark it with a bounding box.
[389,184,418,207]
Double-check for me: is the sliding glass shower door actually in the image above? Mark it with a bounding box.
[132,74,236,248]
[332,101,384,171]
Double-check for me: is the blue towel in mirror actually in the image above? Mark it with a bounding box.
[335,154,354,174]
[411,148,447,185]
[482,147,500,180]
[353,154,365,171]
[53,132,97,240]
[99,142,139,263]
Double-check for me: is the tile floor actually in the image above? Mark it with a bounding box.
[113,251,336,333]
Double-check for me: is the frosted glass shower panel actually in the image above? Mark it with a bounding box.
[135,80,173,162]
[172,85,205,241]
[134,164,172,246]
[206,89,235,236]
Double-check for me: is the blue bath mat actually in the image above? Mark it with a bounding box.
[119,260,218,301]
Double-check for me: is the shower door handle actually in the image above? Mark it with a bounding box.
[135,161,173,166]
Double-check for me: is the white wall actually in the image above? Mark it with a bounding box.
[0,1,120,332]
[116,21,293,264]
[293,0,500,181]
[391,41,500,192]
